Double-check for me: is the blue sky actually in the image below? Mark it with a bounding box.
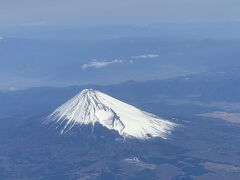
[0,0,240,27]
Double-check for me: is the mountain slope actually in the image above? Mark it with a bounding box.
[47,89,176,139]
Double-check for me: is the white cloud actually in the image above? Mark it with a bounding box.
[82,59,122,69]
[132,54,160,59]
[0,37,4,40]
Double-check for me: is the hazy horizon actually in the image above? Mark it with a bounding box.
[0,0,240,90]
[1,0,240,26]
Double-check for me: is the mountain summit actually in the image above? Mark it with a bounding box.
[47,89,176,139]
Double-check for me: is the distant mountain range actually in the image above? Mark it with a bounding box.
[0,66,239,117]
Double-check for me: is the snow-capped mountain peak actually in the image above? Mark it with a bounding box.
[47,89,176,139]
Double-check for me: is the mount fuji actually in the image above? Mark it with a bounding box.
[47,89,177,139]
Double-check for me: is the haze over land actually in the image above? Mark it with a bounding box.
[0,0,239,90]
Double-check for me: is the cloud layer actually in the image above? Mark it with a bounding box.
[82,54,160,70]
[132,54,160,59]
[82,59,122,69]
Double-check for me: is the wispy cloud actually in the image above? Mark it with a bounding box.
[82,59,122,69]
[132,54,160,59]
[82,54,159,69]
[21,21,49,27]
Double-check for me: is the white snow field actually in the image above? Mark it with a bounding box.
[47,89,177,139]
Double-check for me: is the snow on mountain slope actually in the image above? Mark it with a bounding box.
[47,89,177,139]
